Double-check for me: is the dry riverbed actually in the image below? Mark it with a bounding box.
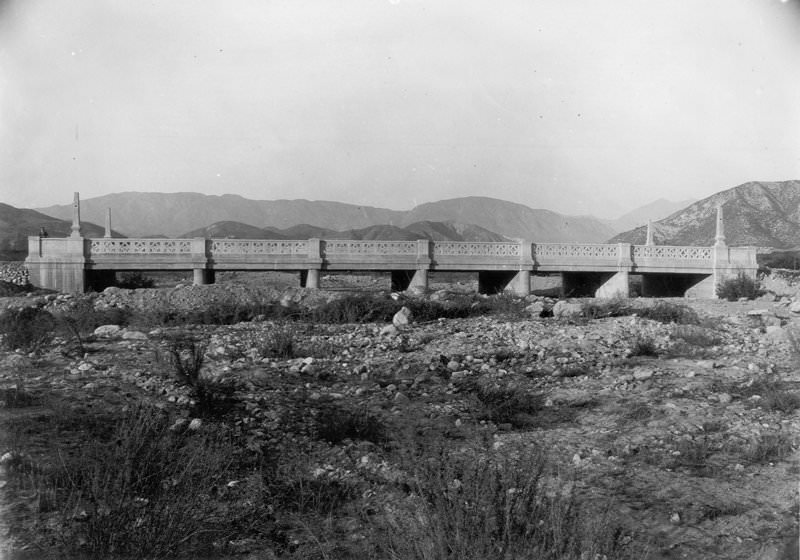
[0,282,798,559]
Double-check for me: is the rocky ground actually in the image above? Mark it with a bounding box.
[0,272,798,559]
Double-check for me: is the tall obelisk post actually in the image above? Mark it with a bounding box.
[714,205,726,247]
[104,208,112,238]
[71,192,82,237]
[645,220,655,246]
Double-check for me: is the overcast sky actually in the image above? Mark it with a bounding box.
[1,0,799,218]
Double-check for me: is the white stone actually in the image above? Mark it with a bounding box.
[380,324,399,337]
[552,301,583,319]
[188,418,202,431]
[393,306,412,329]
[93,324,122,337]
[121,330,147,341]
[632,367,654,380]
[790,301,800,314]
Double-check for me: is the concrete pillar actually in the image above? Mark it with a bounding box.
[104,208,112,238]
[645,220,655,246]
[595,271,630,298]
[193,268,208,285]
[302,269,320,289]
[506,270,530,296]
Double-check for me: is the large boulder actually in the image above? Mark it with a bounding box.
[552,301,583,319]
[393,306,413,330]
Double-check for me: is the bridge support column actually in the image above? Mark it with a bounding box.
[506,270,530,296]
[193,268,214,285]
[300,269,321,289]
[391,269,428,292]
[595,271,629,298]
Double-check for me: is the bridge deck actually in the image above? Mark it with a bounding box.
[66,237,747,274]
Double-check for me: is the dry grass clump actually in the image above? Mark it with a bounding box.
[382,446,646,560]
[740,432,795,464]
[0,306,57,352]
[580,297,700,325]
[4,402,252,559]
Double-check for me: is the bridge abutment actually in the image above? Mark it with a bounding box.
[25,236,87,293]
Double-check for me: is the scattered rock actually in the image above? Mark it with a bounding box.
[94,324,122,338]
[552,300,583,319]
[393,306,412,330]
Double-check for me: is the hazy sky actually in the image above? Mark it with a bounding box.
[1,0,799,218]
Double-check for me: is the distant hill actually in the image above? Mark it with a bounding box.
[38,193,404,238]
[405,220,508,242]
[0,203,119,260]
[609,180,800,248]
[606,198,696,232]
[401,197,615,242]
[181,221,287,239]
[176,220,510,242]
[38,192,614,242]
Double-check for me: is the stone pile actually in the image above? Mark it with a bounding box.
[0,263,29,287]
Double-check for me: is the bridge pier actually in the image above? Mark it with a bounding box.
[595,271,630,298]
[300,269,321,289]
[391,269,428,292]
[193,269,215,285]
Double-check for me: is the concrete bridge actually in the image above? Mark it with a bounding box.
[25,193,758,298]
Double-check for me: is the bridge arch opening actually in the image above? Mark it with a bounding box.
[639,273,713,298]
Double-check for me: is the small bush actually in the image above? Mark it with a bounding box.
[116,271,155,289]
[0,384,40,408]
[44,403,241,558]
[670,325,722,347]
[741,378,800,414]
[0,306,56,352]
[312,295,397,324]
[469,383,543,427]
[716,271,762,301]
[637,301,699,325]
[630,334,658,357]
[670,436,715,473]
[166,336,237,416]
[314,404,387,445]
[741,432,794,464]
[259,324,299,360]
[383,446,645,560]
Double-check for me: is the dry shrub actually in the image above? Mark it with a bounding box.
[381,446,646,560]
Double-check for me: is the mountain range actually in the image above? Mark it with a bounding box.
[182,220,509,242]
[37,193,618,242]
[609,180,800,249]
[0,203,118,260]
[6,180,800,262]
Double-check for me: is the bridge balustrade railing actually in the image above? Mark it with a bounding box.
[533,243,619,263]
[322,240,418,256]
[433,242,522,257]
[89,239,194,255]
[632,245,713,262]
[210,239,309,255]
